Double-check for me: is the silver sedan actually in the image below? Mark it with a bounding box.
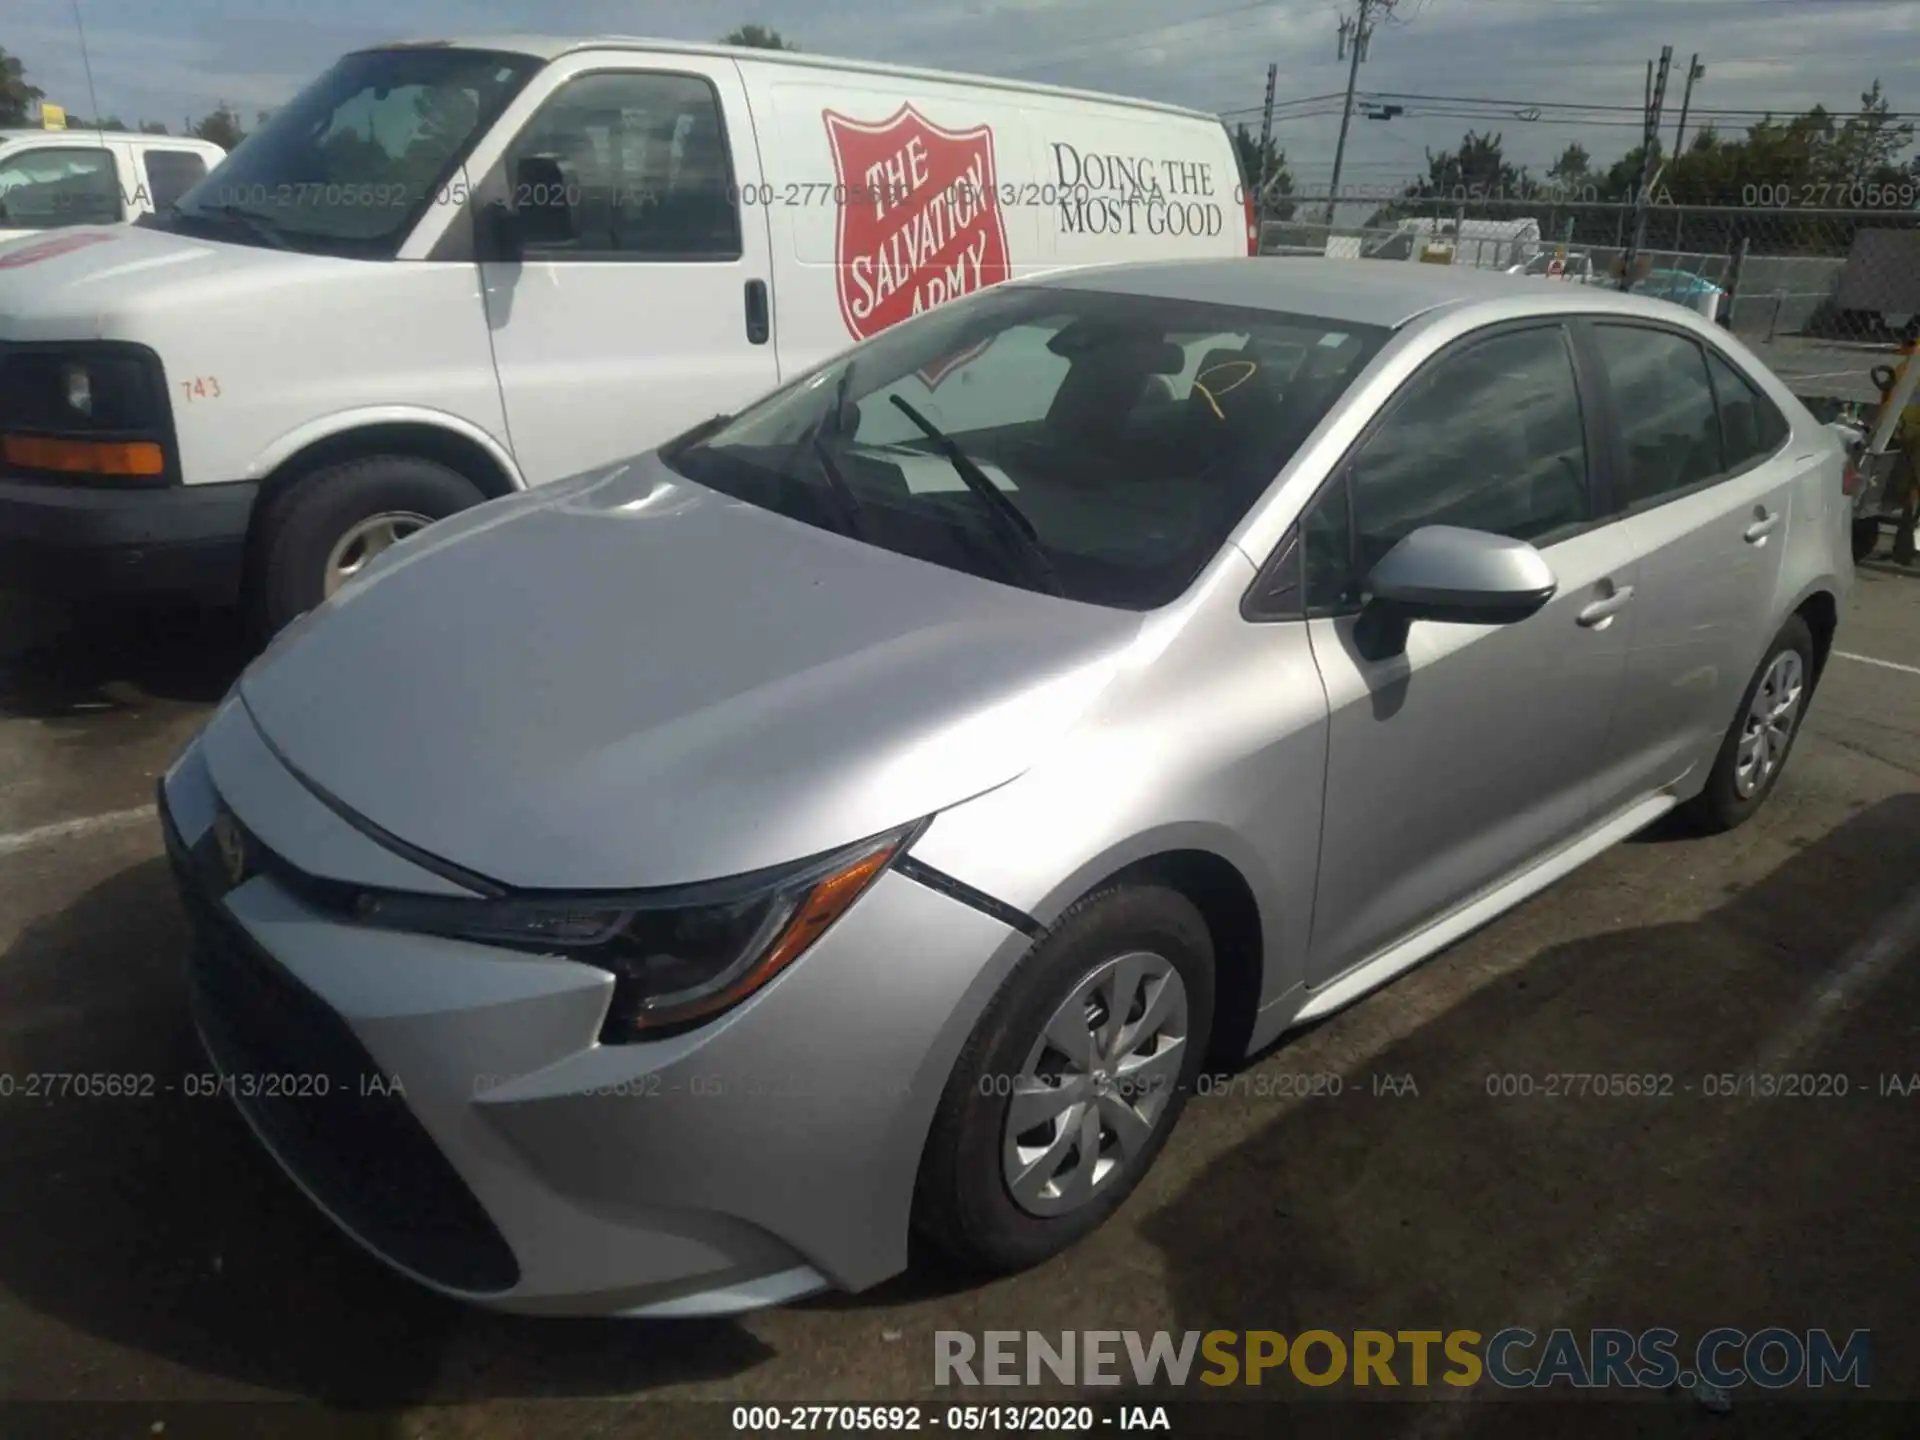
[160,257,1853,1318]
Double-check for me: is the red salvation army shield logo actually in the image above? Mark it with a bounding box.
[824,104,1012,354]
[0,232,118,269]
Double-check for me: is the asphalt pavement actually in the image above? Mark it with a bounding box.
[2,567,1919,1440]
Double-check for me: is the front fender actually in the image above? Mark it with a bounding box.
[243,406,526,490]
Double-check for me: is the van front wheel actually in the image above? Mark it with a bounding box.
[249,456,485,638]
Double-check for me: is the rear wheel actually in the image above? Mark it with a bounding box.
[248,455,484,638]
[1681,615,1815,834]
[1853,518,1882,563]
[913,884,1214,1275]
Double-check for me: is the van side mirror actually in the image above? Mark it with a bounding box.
[511,156,575,246]
[1353,525,1557,661]
[475,199,523,264]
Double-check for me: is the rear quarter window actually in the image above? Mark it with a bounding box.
[1704,347,1790,467]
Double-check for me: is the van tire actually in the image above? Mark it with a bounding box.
[248,456,485,638]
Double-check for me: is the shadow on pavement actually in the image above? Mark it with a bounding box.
[1125,794,1920,1435]
[0,857,772,1408]
[0,600,255,718]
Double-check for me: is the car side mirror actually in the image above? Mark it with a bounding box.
[1353,524,1557,662]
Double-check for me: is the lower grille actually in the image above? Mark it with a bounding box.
[164,804,520,1295]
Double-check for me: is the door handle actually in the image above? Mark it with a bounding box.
[1744,509,1781,543]
[744,279,770,345]
[1576,585,1634,627]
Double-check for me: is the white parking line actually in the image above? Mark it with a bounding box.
[1835,651,1920,678]
[1400,876,1920,1433]
[0,804,157,857]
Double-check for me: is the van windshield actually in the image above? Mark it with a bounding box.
[664,285,1388,611]
[144,47,540,258]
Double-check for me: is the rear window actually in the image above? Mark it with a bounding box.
[667,283,1388,610]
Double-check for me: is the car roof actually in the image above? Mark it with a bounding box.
[360,36,1221,121]
[1026,257,1693,330]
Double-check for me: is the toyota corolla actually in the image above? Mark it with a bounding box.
[159,258,1851,1317]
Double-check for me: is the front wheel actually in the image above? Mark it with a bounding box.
[913,884,1214,1275]
[248,455,485,638]
[1680,615,1815,834]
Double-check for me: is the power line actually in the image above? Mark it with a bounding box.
[1361,88,1920,121]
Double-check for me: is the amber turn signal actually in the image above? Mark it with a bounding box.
[2,433,165,477]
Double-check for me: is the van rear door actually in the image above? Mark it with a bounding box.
[472,52,780,484]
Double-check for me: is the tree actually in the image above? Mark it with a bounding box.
[139,120,169,135]
[0,45,44,127]
[189,102,246,150]
[1232,123,1294,220]
[67,115,129,131]
[1547,142,1592,188]
[721,25,798,50]
[1823,79,1914,188]
[1398,129,1527,208]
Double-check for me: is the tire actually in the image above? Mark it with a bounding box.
[1853,518,1881,564]
[913,884,1214,1276]
[1680,615,1816,835]
[248,455,485,638]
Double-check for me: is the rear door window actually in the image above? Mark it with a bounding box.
[1590,324,1723,509]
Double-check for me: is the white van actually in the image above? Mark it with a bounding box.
[0,37,1251,633]
[0,128,227,243]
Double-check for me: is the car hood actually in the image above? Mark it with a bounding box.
[0,224,346,340]
[238,455,1142,891]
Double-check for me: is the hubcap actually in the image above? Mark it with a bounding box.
[323,511,432,597]
[1733,649,1805,798]
[1002,951,1189,1218]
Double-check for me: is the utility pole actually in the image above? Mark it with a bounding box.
[1325,0,1392,227]
[1257,62,1277,222]
[1620,44,1672,291]
[1672,54,1706,156]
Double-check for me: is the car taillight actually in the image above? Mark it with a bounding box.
[1245,190,1259,256]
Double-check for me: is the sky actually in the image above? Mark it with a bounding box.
[8,0,1920,194]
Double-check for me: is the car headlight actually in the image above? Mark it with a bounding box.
[352,823,923,1040]
[0,343,173,481]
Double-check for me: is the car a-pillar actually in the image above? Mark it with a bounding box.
[242,425,514,638]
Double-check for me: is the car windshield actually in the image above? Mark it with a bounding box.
[144,47,541,258]
[664,284,1388,610]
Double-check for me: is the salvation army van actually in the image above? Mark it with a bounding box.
[0,36,1252,634]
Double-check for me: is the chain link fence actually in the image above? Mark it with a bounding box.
[1260,195,1920,404]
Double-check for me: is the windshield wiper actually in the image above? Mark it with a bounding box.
[787,360,866,537]
[185,202,294,251]
[887,395,1063,597]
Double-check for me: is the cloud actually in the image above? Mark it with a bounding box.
[5,0,1915,187]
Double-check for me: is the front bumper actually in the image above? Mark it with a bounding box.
[159,702,1025,1316]
[0,475,256,602]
